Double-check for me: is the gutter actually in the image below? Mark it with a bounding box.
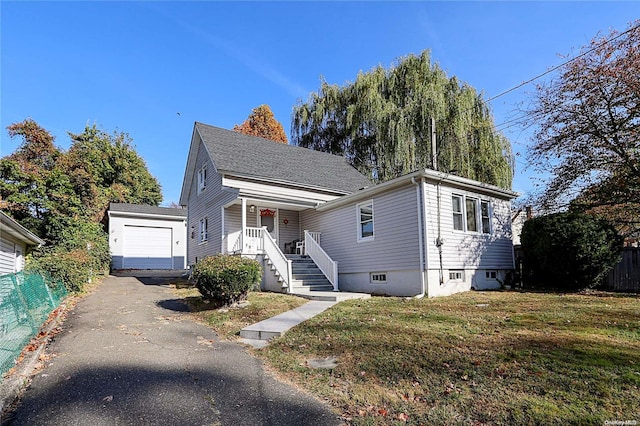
[317,169,518,212]
[107,211,187,221]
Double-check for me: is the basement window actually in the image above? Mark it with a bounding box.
[449,270,464,281]
[370,273,387,283]
[486,270,497,280]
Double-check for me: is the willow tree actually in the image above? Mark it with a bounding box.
[292,51,514,188]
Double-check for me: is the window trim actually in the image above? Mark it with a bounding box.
[452,194,464,231]
[480,200,491,234]
[370,272,387,284]
[197,165,207,195]
[449,270,464,281]
[356,200,374,242]
[199,217,208,243]
[451,194,492,235]
[465,196,479,233]
[485,270,497,280]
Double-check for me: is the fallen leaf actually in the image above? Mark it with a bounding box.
[397,413,409,422]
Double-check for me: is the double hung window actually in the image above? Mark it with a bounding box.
[357,201,374,241]
[198,165,207,194]
[199,217,208,243]
[452,195,492,234]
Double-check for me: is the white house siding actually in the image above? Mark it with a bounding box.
[423,181,514,297]
[187,138,237,265]
[278,209,301,252]
[301,184,422,296]
[0,236,24,275]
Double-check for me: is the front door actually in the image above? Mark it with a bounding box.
[258,207,278,242]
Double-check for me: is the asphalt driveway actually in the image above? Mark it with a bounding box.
[2,276,341,425]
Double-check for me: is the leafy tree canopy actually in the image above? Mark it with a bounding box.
[527,21,640,237]
[291,50,514,188]
[233,104,288,144]
[64,125,163,222]
[1,119,162,242]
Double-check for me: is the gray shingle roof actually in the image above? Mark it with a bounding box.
[195,122,371,194]
[109,203,187,217]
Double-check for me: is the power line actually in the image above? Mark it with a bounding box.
[485,21,640,106]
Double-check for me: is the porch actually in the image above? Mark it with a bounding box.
[220,198,339,294]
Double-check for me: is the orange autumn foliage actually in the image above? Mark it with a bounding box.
[233,104,288,144]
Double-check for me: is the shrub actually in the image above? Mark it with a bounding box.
[521,212,623,290]
[27,220,110,293]
[191,255,262,304]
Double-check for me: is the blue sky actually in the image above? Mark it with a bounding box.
[2,1,638,205]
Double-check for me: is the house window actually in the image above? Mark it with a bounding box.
[197,165,207,194]
[199,217,208,243]
[449,270,464,281]
[486,270,497,280]
[466,197,478,232]
[370,272,387,283]
[481,200,491,234]
[357,201,374,241]
[453,195,492,234]
[452,195,464,231]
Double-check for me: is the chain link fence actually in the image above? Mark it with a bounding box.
[0,271,67,379]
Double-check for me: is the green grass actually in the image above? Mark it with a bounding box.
[173,287,308,339]
[251,291,640,425]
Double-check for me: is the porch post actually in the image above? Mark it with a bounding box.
[241,198,247,253]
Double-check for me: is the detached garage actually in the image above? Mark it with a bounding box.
[108,203,187,271]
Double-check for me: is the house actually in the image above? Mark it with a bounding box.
[0,211,44,275]
[108,203,187,271]
[180,122,517,297]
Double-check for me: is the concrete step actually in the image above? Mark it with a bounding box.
[292,273,327,279]
[289,290,372,302]
[291,285,335,292]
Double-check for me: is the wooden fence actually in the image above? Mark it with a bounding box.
[604,248,640,293]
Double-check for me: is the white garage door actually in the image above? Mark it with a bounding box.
[123,226,173,269]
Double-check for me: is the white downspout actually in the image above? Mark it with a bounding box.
[412,176,426,298]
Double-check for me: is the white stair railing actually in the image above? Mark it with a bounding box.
[304,230,339,291]
[226,231,242,253]
[244,227,264,254]
[261,227,292,291]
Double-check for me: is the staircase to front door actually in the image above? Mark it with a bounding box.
[286,254,334,292]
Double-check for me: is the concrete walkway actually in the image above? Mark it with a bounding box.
[239,291,370,348]
[1,276,341,426]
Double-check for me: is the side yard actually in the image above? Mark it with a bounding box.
[178,289,640,425]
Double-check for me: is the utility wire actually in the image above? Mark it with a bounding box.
[485,21,640,106]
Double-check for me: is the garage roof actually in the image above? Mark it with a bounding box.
[109,203,187,218]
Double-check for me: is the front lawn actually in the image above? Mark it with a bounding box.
[173,287,308,338]
[256,291,640,425]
